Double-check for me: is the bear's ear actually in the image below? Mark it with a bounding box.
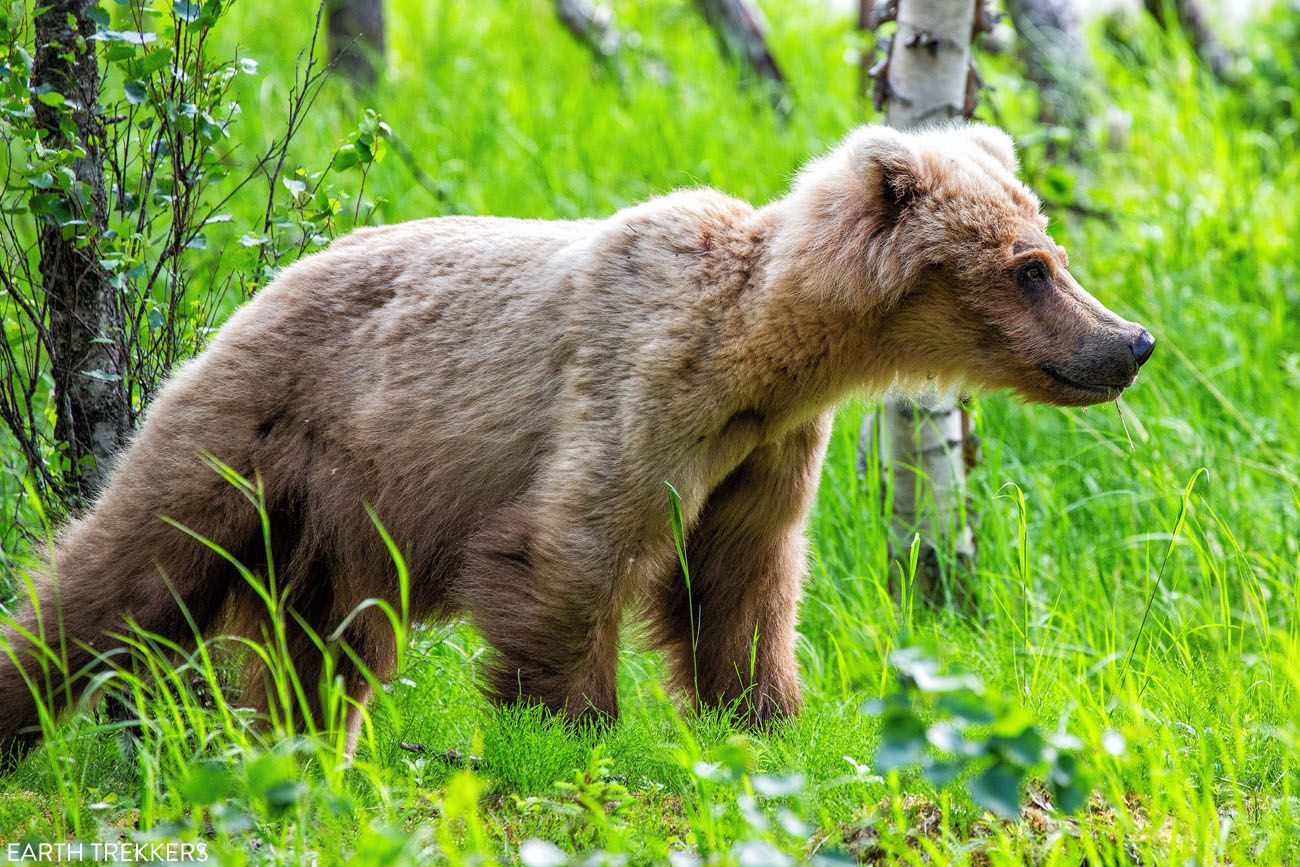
[849,126,928,217]
[964,124,1019,172]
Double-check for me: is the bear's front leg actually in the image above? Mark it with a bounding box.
[652,414,832,727]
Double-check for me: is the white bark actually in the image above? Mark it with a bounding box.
[884,0,977,128]
[868,0,980,594]
[867,390,976,588]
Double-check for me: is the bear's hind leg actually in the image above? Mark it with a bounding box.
[0,469,255,769]
[460,505,624,726]
[235,558,397,758]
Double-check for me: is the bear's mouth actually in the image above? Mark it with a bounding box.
[1038,364,1127,401]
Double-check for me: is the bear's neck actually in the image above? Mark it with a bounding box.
[714,203,904,434]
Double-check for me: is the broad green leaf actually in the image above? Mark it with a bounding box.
[926,721,966,754]
[263,780,306,816]
[921,755,965,786]
[138,48,173,75]
[1048,752,1091,813]
[875,709,926,772]
[180,762,234,805]
[967,761,1024,820]
[990,726,1045,766]
[173,0,200,21]
[936,689,997,725]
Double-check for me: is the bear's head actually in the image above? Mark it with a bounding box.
[782,124,1154,407]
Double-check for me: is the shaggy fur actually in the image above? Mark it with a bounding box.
[0,123,1151,764]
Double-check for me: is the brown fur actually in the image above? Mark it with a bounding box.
[0,123,1150,764]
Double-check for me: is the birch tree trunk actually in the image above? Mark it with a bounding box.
[1143,0,1231,79]
[863,0,980,604]
[34,0,129,503]
[694,0,788,112]
[1004,0,1096,161]
[328,0,385,87]
[556,0,623,61]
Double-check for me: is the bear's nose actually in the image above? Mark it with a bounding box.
[1130,328,1156,368]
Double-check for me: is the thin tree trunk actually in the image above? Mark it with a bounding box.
[34,0,129,504]
[328,0,385,87]
[1143,0,1231,79]
[1004,0,1096,161]
[556,0,622,61]
[864,0,981,604]
[694,0,788,112]
[883,0,977,127]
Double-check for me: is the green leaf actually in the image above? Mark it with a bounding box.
[332,144,358,171]
[323,792,354,817]
[990,726,1045,767]
[123,80,146,104]
[138,48,173,75]
[875,709,926,772]
[211,802,254,834]
[37,90,65,107]
[49,199,84,227]
[245,751,295,798]
[105,42,136,62]
[94,29,157,45]
[172,0,200,22]
[1048,752,1090,813]
[263,780,305,816]
[967,761,1024,820]
[937,689,997,725]
[711,736,754,778]
[1051,773,1090,814]
[926,721,966,754]
[891,648,984,694]
[180,762,234,805]
[920,756,965,786]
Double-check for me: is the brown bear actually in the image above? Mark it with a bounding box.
[0,123,1154,764]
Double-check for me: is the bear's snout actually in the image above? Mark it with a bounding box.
[1130,328,1156,368]
[1036,322,1155,405]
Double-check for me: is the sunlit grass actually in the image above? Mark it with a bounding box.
[2,0,1299,863]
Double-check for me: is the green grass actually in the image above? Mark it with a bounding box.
[3,0,1300,863]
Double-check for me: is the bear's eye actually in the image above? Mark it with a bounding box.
[1016,260,1049,290]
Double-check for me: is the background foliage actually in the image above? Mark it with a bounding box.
[1,0,1299,863]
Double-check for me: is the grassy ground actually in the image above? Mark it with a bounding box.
[2,0,1300,863]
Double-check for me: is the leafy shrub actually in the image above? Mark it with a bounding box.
[864,646,1099,820]
[0,0,387,520]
